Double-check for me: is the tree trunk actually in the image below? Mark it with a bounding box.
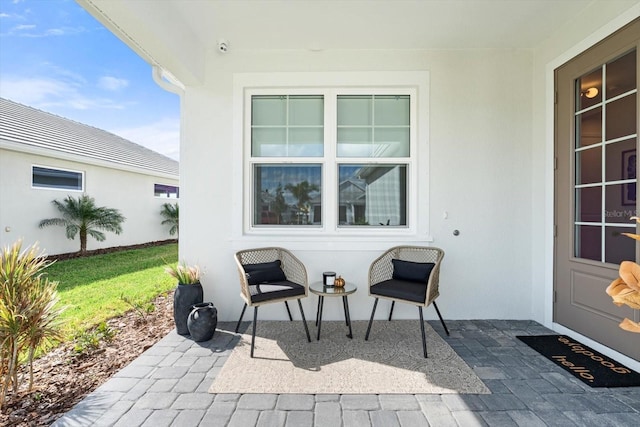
[80,228,87,254]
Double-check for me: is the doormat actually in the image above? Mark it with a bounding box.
[517,335,640,388]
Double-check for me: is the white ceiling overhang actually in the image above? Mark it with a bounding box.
[77,0,625,86]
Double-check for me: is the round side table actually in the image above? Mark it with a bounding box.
[309,282,357,340]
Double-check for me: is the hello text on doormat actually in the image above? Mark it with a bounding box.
[517,334,640,388]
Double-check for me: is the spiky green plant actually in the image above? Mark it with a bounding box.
[0,240,65,408]
[165,262,201,284]
[160,202,179,236]
[39,194,126,254]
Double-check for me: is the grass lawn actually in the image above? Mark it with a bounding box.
[44,243,178,340]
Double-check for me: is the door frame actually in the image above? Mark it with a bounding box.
[545,10,640,370]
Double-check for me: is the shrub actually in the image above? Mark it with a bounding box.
[0,240,65,408]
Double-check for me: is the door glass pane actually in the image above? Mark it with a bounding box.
[606,50,636,99]
[573,48,637,263]
[605,226,636,264]
[575,225,601,261]
[576,147,601,185]
[605,138,636,182]
[605,184,636,223]
[338,164,407,226]
[575,187,601,222]
[576,107,602,148]
[606,94,636,141]
[576,68,602,111]
[253,164,322,226]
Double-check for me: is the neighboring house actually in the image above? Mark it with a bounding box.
[77,1,640,367]
[0,97,179,255]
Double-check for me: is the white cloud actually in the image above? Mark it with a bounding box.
[98,76,129,91]
[0,13,12,18]
[13,24,35,30]
[0,75,125,111]
[113,118,180,160]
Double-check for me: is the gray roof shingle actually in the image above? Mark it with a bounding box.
[0,97,178,177]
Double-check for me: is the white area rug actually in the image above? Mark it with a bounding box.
[209,320,490,394]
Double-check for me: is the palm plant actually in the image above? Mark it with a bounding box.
[39,195,125,254]
[160,202,179,236]
[285,181,319,224]
[0,240,65,408]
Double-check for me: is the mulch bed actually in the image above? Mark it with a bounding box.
[0,254,177,426]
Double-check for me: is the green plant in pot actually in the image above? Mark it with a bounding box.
[166,262,203,335]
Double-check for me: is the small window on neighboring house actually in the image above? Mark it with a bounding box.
[155,184,179,198]
[32,166,83,191]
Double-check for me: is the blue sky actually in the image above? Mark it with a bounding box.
[0,0,180,160]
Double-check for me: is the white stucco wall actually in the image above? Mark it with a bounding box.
[0,148,179,255]
[178,48,535,322]
[175,0,638,325]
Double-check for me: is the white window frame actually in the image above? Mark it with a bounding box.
[31,165,84,192]
[233,71,431,243]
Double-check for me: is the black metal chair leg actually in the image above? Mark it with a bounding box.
[316,296,324,340]
[284,300,293,321]
[365,298,379,341]
[388,301,395,321]
[432,301,449,336]
[235,303,247,333]
[297,299,311,342]
[419,307,427,358]
[250,306,258,358]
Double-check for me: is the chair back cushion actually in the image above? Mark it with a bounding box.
[244,260,287,285]
[391,259,435,283]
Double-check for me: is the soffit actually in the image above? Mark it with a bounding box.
[79,0,612,84]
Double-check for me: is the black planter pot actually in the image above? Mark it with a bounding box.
[187,302,218,342]
[173,282,204,335]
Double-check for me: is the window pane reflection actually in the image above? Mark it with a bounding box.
[253,165,322,226]
[338,164,407,226]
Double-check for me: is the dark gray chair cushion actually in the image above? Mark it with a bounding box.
[249,280,305,303]
[391,259,435,283]
[370,279,427,304]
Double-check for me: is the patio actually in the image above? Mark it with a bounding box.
[52,320,640,427]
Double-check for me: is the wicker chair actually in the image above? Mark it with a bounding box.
[364,246,449,358]
[234,247,311,357]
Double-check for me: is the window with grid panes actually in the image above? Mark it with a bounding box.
[249,92,411,229]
